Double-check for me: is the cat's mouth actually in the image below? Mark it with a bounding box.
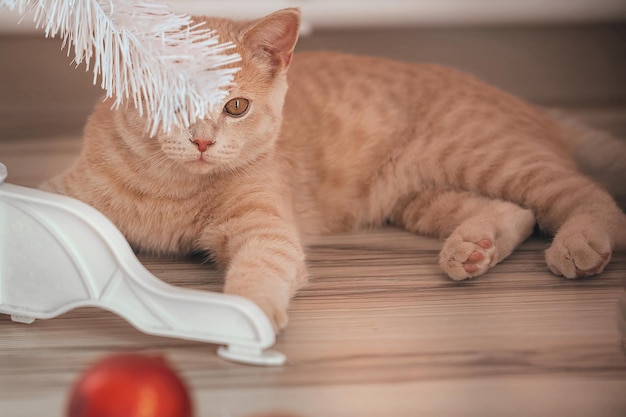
[182,156,219,175]
[188,157,210,167]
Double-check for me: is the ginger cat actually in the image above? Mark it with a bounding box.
[42,8,626,331]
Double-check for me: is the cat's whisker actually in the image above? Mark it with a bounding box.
[271,149,298,164]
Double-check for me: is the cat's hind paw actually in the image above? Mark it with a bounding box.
[439,232,496,281]
[545,228,612,279]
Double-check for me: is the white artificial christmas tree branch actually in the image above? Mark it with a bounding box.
[0,0,241,136]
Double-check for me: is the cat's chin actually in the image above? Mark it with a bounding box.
[181,159,224,176]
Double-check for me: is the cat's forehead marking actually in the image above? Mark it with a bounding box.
[195,112,219,127]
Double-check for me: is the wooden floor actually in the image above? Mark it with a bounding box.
[1,23,626,417]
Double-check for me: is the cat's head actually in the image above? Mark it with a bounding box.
[118,8,301,176]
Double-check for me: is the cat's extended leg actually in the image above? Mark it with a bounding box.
[414,129,626,278]
[391,189,535,280]
[485,156,625,278]
[198,192,308,332]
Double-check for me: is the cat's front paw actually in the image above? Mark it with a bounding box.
[249,294,289,333]
[439,230,496,281]
[224,281,290,333]
[545,228,612,278]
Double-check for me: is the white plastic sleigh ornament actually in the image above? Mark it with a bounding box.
[0,163,286,366]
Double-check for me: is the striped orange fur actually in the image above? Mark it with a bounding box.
[42,9,626,331]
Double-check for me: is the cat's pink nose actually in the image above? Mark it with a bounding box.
[192,138,215,152]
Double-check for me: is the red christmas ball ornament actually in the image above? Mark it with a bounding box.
[67,353,193,417]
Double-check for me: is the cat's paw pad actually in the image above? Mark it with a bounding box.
[545,229,612,279]
[440,234,496,281]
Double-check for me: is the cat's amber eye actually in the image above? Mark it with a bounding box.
[223,98,250,117]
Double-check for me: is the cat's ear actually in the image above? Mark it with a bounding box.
[239,8,301,74]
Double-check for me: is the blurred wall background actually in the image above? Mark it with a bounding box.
[0,0,625,139]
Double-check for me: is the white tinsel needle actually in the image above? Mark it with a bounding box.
[0,0,241,136]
